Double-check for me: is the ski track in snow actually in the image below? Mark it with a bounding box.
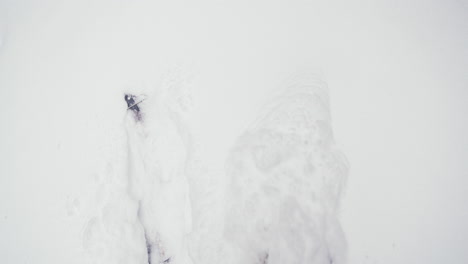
[82,74,347,264]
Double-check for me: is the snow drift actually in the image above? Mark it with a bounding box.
[82,74,347,264]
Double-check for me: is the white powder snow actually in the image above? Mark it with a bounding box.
[1,1,467,264]
[223,78,347,264]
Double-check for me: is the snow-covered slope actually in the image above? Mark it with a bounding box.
[83,81,194,264]
[80,71,348,264]
[223,78,347,264]
[1,0,468,264]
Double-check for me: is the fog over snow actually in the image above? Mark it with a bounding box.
[0,1,467,264]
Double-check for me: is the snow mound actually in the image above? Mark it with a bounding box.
[84,72,194,264]
[224,76,348,264]
[82,74,348,264]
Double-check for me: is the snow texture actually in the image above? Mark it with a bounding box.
[83,74,195,264]
[81,74,347,264]
[3,1,466,264]
[223,77,347,264]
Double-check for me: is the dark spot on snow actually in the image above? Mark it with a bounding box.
[124,93,142,121]
[124,94,140,111]
[146,242,152,262]
[145,233,152,264]
[259,252,268,264]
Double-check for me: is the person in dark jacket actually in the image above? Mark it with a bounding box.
[125,94,142,121]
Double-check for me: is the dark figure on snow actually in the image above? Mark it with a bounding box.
[125,94,142,121]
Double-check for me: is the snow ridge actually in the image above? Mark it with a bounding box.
[83,74,347,264]
[223,76,348,264]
